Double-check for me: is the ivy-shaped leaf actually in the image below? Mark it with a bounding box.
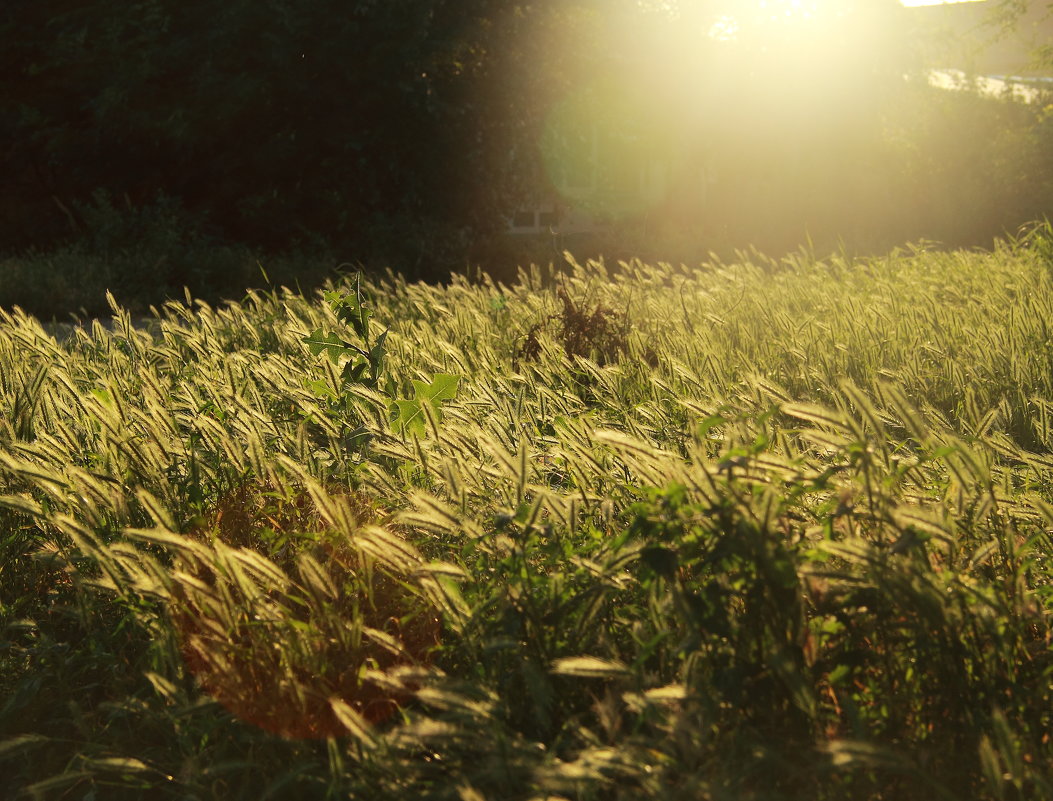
[392,399,428,437]
[412,374,460,404]
[390,374,461,437]
[306,379,339,401]
[303,328,350,363]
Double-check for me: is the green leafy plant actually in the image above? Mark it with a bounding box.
[390,374,460,437]
[304,273,389,391]
[304,273,460,440]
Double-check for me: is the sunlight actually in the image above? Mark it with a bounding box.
[746,0,823,24]
[540,0,904,226]
[708,14,739,41]
[704,0,850,42]
[900,0,985,6]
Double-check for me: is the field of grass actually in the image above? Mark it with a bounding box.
[3,235,1053,800]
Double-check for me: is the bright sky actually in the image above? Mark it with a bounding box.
[697,0,990,40]
[900,0,985,6]
[638,1,988,24]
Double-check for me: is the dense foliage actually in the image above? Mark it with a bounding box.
[1,1,659,259]
[4,234,1053,799]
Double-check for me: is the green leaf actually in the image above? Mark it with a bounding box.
[346,301,373,340]
[412,374,460,404]
[696,414,726,439]
[342,359,369,385]
[368,329,389,376]
[303,328,349,363]
[321,289,344,306]
[390,374,460,437]
[392,399,427,437]
[344,425,373,451]
[89,387,115,409]
[306,379,338,400]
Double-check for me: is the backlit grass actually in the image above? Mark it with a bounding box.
[3,235,1053,800]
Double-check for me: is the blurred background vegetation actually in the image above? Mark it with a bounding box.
[1,0,1051,317]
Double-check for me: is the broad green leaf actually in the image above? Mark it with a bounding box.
[412,374,460,403]
[303,328,348,363]
[322,289,344,306]
[367,329,389,384]
[306,379,338,400]
[390,374,459,436]
[341,298,372,339]
[90,387,113,407]
[392,399,427,437]
[369,329,389,369]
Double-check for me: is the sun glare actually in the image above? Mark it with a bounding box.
[900,0,984,6]
[750,0,822,23]
[542,0,909,226]
[700,0,852,44]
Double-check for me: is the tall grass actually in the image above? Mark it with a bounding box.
[2,238,1053,799]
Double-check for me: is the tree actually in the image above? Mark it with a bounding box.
[1,0,502,261]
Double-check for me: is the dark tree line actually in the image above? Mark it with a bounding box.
[3,2,491,254]
[2,0,1052,292]
[2,2,654,260]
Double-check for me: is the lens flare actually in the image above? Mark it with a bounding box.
[533,0,905,237]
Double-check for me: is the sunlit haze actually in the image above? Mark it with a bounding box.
[900,0,984,6]
[542,0,909,227]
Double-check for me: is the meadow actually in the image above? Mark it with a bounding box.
[3,231,1053,800]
